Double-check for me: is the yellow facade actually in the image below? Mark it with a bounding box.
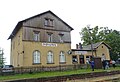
[10,27,72,67]
[9,11,73,67]
[96,44,110,60]
[22,42,72,66]
[11,28,23,67]
[71,42,111,64]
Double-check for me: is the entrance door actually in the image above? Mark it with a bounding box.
[94,57,102,69]
[79,55,84,64]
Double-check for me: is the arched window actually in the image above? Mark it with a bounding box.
[33,50,40,64]
[59,51,65,63]
[47,51,53,63]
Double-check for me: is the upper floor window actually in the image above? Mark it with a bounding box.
[47,32,53,42]
[59,34,64,43]
[44,18,54,27]
[47,51,54,63]
[33,50,40,64]
[33,31,40,41]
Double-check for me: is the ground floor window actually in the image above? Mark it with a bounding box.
[33,50,40,64]
[86,56,92,63]
[59,51,65,63]
[47,51,54,63]
[72,55,78,63]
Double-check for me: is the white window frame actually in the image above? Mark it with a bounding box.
[44,19,49,26]
[33,32,40,41]
[49,19,54,26]
[59,51,65,63]
[48,34,53,42]
[59,35,64,43]
[33,50,40,64]
[47,51,53,63]
[44,18,54,27]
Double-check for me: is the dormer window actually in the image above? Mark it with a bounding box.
[44,18,54,27]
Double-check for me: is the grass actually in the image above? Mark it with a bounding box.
[0,67,120,81]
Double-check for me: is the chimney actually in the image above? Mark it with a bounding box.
[79,43,83,49]
[76,44,79,49]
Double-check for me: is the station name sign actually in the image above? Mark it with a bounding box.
[75,51,87,55]
[42,43,57,47]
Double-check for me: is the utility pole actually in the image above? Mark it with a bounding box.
[87,25,94,60]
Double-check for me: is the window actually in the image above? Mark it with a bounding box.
[47,51,53,63]
[48,34,53,42]
[59,51,65,63]
[79,55,84,64]
[86,56,92,62]
[102,46,103,48]
[101,54,106,61]
[33,51,40,64]
[72,56,78,63]
[44,19,49,26]
[33,32,40,41]
[44,18,54,27]
[59,34,64,43]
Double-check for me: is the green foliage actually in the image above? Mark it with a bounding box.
[105,30,120,60]
[80,26,109,45]
[0,49,5,66]
[80,26,120,60]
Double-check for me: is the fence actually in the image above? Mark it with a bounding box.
[0,64,87,75]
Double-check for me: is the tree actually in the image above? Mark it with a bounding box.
[0,48,5,66]
[80,26,120,60]
[104,30,120,60]
[80,26,108,45]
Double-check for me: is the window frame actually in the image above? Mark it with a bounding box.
[59,51,66,63]
[59,34,64,43]
[47,51,54,64]
[44,18,54,27]
[33,31,40,41]
[33,50,40,64]
[48,33,53,42]
[72,55,78,63]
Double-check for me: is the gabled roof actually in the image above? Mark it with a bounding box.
[8,10,74,39]
[72,41,111,51]
[82,41,111,50]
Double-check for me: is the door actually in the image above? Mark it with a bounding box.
[94,57,102,69]
[79,55,84,64]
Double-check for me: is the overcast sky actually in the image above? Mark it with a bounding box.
[1,0,120,64]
